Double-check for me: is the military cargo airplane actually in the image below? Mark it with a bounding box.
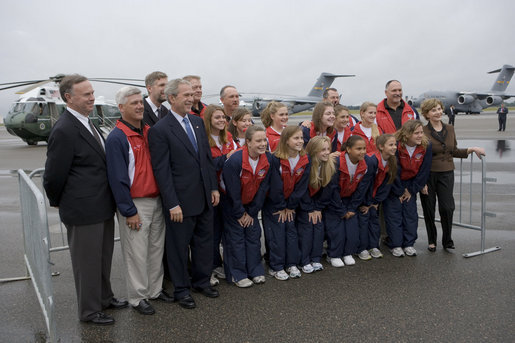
[407,64,514,114]
[233,72,355,116]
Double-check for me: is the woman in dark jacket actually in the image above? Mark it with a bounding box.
[419,98,485,252]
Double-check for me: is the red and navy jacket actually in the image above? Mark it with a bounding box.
[210,131,238,191]
[299,165,337,213]
[396,142,432,196]
[332,126,351,152]
[106,120,159,217]
[350,122,382,154]
[222,146,272,218]
[265,126,282,152]
[267,154,310,211]
[301,122,336,150]
[189,101,207,119]
[363,151,399,205]
[327,153,374,215]
[376,99,416,134]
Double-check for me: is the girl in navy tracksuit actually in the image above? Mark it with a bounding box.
[350,102,382,154]
[325,135,374,267]
[263,126,310,280]
[260,101,289,152]
[227,107,252,148]
[357,134,398,260]
[297,136,336,273]
[203,105,238,284]
[332,104,352,152]
[384,120,432,257]
[301,101,336,148]
[222,126,272,288]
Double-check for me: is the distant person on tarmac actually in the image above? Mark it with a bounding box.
[448,105,456,126]
[497,103,508,131]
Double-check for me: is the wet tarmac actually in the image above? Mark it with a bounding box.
[0,113,514,342]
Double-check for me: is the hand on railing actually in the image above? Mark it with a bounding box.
[468,147,486,159]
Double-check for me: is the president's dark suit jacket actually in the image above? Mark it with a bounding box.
[148,112,217,216]
[43,110,115,225]
[143,98,168,127]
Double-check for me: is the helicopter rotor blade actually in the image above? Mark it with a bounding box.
[15,80,54,94]
[90,78,144,82]
[0,81,46,92]
[0,79,46,86]
[89,80,145,87]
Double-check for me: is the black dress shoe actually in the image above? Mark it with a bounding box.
[153,290,174,303]
[106,297,129,310]
[174,294,196,309]
[133,299,155,315]
[193,286,219,298]
[85,312,115,325]
[444,244,455,250]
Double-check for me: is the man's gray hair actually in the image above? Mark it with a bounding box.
[145,71,168,87]
[385,80,401,90]
[116,86,142,105]
[164,79,191,99]
[183,75,201,82]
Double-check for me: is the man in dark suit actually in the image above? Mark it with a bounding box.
[143,71,168,127]
[148,78,220,309]
[448,105,456,126]
[43,74,127,325]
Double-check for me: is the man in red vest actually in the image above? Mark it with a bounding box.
[376,80,418,134]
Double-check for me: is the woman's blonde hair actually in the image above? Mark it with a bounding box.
[274,126,306,160]
[359,101,380,141]
[306,136,336,189]
[260,101,287,128]
[311,101,335,136]
[395,119,428,148]
[203,105,228,148]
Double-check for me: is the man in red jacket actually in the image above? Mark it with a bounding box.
[376,80,417,134]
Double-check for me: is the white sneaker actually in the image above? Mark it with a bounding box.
[358,250,372,261]
[302,264,314,274]
[404,246,417,256]
[210,273,219,286]
[311,262,324,271]
[343,255,356,265]
[369,248,383,258]
[234,278,253,288]
[268,269,289,281]
[390,247,405,257]
[213,266,226,279]
[287,266,301,278]
[252,275,266,284]
[326,256,344,268]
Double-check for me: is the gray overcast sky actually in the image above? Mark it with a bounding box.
[1,0,514,119]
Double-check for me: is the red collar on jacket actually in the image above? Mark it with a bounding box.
[397,143,426,180]
[376,99,415,134]
[280,154,309,199]
[240,146,270,205]
[338,151,368,198]
[310,121,336,141]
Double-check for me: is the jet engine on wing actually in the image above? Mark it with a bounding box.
[458,95,475,104]
[485,95,503,106]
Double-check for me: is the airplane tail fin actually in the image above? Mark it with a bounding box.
[307,73,355,98]
[488,64,514,92]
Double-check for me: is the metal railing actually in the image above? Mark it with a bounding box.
[419,155,501,258]
[17,169,57,341]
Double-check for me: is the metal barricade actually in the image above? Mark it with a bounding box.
[419,155,501,258]
[17,169,57,342]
